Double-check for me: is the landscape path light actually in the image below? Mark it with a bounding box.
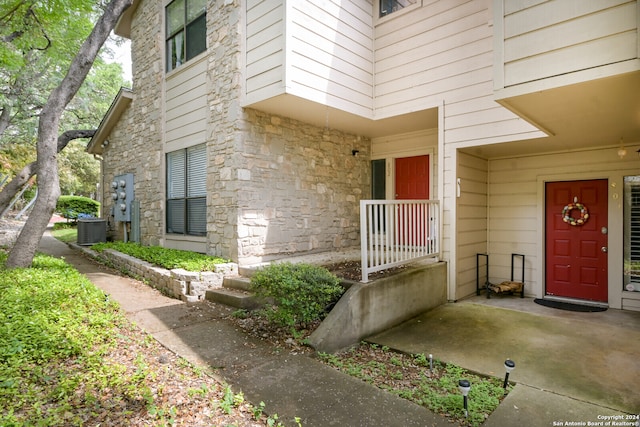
[503,359,515,389]
[458,379,470,418]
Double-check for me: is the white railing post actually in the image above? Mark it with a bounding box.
[360,199,440,283]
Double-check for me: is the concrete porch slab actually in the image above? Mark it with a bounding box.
[367,299,640,413]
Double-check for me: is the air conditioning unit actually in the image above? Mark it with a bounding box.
[77,218,107,245]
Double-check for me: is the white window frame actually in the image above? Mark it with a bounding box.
[375,0,421,23]
[165,0,207,72]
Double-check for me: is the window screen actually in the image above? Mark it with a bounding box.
[167,144,207,236]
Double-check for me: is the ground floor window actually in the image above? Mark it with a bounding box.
[166,144,206,236]
[624,176,640,291]
[371,159,386,200]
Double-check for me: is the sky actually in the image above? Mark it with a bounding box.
[106,35,132,83]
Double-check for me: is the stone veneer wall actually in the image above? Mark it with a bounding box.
[234,110,371,265]
[204,0,243,260]
[200,1,372,265]
[101,0,164,246]
[102,0,372,266]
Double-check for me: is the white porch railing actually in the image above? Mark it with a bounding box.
[360,199,440,283]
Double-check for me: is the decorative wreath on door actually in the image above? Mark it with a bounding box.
[562,202,589,226]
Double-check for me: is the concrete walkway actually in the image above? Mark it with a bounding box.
[38,232,449,427]
[368,297,640,426]
[38,231,640,426]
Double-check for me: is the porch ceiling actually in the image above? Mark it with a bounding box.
[464,70,640,159]
[246,94,439,139]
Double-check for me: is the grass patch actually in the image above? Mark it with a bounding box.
[92,241,229,271]
[50,225,77,243]
[318,343,508,427]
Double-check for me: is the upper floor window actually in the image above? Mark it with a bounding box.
[379,0,417,18]
[166,0,207,72]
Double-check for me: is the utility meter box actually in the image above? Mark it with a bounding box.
[111,173,134,222]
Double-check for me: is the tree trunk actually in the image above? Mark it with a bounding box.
[6,0,132,268]
[0,129,95,217]
[0,104,11,136]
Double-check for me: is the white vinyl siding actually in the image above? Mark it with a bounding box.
[165,57,207,151]
[245,1,285,103]
[455,152,488,298]
[374,0,544,145]
[286,1,374,116]
[244,0,374,118]
[374,1,491,116]
[244,0,546,149]
[500,0,638,87]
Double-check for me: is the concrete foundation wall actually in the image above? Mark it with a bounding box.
[309,261,448,353]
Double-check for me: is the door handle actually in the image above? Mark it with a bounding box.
[601,246,608,253]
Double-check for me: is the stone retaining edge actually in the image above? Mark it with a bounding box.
[69,243,239,302]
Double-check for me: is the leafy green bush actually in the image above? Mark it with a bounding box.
[250,262,344,327]
[92,241,229,271]
[56,195,100,221]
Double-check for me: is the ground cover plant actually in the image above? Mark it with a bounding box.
[92,241,229,271]
[317,343,509,427]
[250,262,345,328]
[0,250,281,426]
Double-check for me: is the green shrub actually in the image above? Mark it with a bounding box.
[56,195,100,221]
[250,262,344,327]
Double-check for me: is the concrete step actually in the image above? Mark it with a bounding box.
[205,287,261,310]
[238,265,260,278]
[223,276,252,292]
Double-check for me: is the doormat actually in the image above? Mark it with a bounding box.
[534,299,607,312]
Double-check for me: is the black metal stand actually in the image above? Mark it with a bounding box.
[476,253,525,298]
[476,253,490,298]
[511,253,525,298]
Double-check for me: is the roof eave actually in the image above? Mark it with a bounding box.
[114,0,140,39]
[87,87,134,155]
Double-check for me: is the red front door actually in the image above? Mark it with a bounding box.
[395,156,430,246]
[395,155,429,199]
[545,180,608,302]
